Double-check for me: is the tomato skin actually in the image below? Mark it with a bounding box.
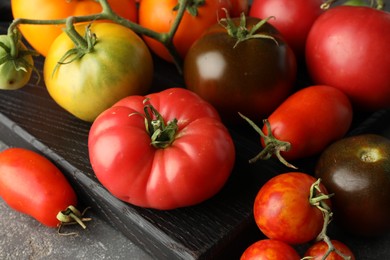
[88,88,235,210]
[240,239,300,260]
[138,0,231,62]
[249,0,324,58]
[254,172,330,245]
[305,6,390,111]
[315,134,390,236]
[44,23,153,122]
[11,0,138,57]
[263,85,353,161]
[304,240,356,260]
[0,148,77,227]
[229,0,249,17]
[184,17,297,123]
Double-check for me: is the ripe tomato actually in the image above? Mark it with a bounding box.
[305,6,390,111]
[43,22,153,122]
[184,16,296,123]
[138,0,231,62]
[304,240,356,260]
[0,148,78,227]
[88,88,235,210]
[229,0,249,17]
[240,239,300,260]
[249,0,324,58]
[0,33,34,90]
[315,134,390,236]
[11,0,138,57]
[253,172,330,245]
[241,85,353,168]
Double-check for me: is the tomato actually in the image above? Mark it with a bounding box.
[229,0,249,17]
[11,0,138,57]
[240,239,300,260]
[304,240,356,260]
[138,0,231,62]
[305,6,390,111]
[241,85,353,168]
[253,172,331,245]
[0,148,80,227]
[315,134,390,236]
[0,33,34,90]
[88,88,235,210]
[184,16,296,123]
[249,0,324,58]
[43,22,153,122]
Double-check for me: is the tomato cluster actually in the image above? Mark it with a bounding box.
[0,0,389,258]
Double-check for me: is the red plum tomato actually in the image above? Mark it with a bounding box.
[253,172,330,245]
[306,6,390,110]
[184,16,297,123]
[0,148,78,227]
[240,239,300,260]
[88,88,236,210]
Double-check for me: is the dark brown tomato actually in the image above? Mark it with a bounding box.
[315,134,390,236]
[183,17,297,123]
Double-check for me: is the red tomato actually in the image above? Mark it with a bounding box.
[0,148,78,227]
[88,88,235,210]
[240,239,300,260]
[249,0,324,58]
[304,240,356,260]
[184,16,297,123]
[253,172,330,245]
[306,6,390,111]
[241,85,353,168]
[138,0,231,62]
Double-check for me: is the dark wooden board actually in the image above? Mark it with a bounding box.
[1,20,390,259]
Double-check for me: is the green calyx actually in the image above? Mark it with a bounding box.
[219,10,279,48]
[238,112,297,169]
[173,0,205,16]
[53,20,97,77]
[143,99,178,149]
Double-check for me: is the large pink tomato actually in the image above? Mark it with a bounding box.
[88,88,236,210]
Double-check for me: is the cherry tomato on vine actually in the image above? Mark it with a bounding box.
[253,172,331,245]
[315,134,390,236]
[249,0,324,58]
[306,6,390,111]
[304,240,356,260]
[44,22,153,122]
[138,0,231,62]
[88,88,235,210]
[184,16,296,123]
[240,239,300,260]
[241,85,353,168]
[0,148,82,228]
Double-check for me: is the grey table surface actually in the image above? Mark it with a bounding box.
[0,140,153,260]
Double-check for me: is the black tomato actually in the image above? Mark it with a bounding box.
[183,16,297,123]
[315,134,390,236]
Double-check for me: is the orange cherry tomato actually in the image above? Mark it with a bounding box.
[11,0,138,56]
[138,0,231,62]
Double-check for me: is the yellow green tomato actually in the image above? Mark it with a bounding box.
[0,35,34,90]
[43,23,153,122]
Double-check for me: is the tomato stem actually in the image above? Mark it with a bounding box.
[308,179,351,260]
[56,205,91,233]
[238,112,297,169]
[143,99,178,149]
